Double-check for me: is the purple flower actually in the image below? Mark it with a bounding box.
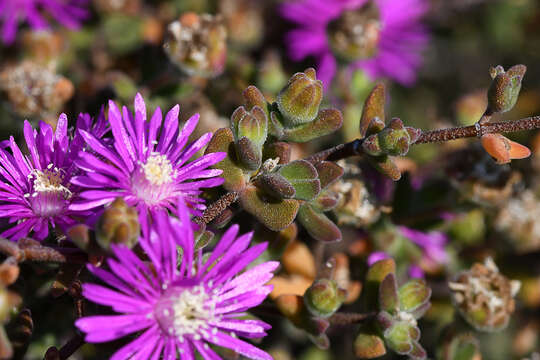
[399,226,448,265]
[280,0,429,88]
[0,0,89,45]
[76,203,277,360]
[367,251,390,266]
[0,116,87,240]
[70,94,226,228]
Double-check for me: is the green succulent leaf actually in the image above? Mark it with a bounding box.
[278,160,321,201]
[354,331,387,359]
[360,83,386,138]
[315,161,344,189]
[312,190,339,212]
[384,322,414,355]
[379,273,400,314]
[364,258,396,311]
[367,155,401,181]
[297,203,342,242]
[205,127,247,192]
[409,340,427,360]
[239,185,299,231]
[398,279,432,315]
[282,108,343,143]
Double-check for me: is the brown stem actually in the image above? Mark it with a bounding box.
[308,115,540,163]
[0,238,87,264]
[194,191,239,225]
[328,312,376,326]
[58,333,85,360]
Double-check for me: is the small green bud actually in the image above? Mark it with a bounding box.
[376,118,411,156]
[304,279,346,318]
[231,105,268,148]
[96,198,140,251]
[487,64,526,114]
[277,68,323,126]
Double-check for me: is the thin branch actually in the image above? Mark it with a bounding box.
[308,116,540,163]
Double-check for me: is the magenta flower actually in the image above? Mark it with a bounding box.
[76,204,277,360]
[0,0,88,44]
[0,116,87,240]
[70,94,226,227]
[399,226,448,265]
[280,0,429,88]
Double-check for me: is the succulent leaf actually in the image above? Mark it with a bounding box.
[282,108,343,143]
[297,203,342,242]
[278,160,321,201]
[239,185,299,231]
[360,83,386,138]
[205,127,247,191]
[398,279,431,314]
[379,273,400,314]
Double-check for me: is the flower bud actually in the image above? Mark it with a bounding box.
[95,198,140,251]
[449,257,520,332]
[277,68,323,126]
[304,279,346,318]
[487,64,526,114]
[327,2,382,61]
[164,13,227,78]
[231,105,268,148]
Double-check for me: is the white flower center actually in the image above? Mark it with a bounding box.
[25,165,71,217]
[142,153,174,186]
[26,165,72,199]
[155,284,220,342]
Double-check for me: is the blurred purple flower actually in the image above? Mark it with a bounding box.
[76,203,277,360]
[0,0,89,44]
[399,226,448,264]
[367,251,391,266]
[280,0,429,88]
[0,116,90,240]
[70,94,226,230]
[408,264,425,279]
